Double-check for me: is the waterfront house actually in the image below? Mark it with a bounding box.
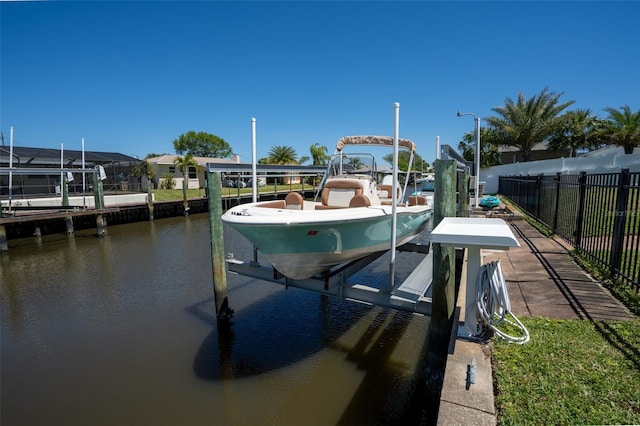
[145,154,243,190]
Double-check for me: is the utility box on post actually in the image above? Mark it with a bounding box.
[431,217,520,337]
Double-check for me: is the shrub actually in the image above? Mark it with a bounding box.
[160,173,176,189]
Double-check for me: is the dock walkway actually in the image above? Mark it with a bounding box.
[438,216,636,426]
[482,220,634,321]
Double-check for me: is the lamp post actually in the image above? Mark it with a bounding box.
[457,111,481,208]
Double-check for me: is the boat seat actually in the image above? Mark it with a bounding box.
[378,185,402,205]
[408,195,428,206]
[257,200,286,209]
[349,194,371,208]
[285,192,304,210]
[316,180,364,210]
[378,184,401,199]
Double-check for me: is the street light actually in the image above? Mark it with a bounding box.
[457,111,481,208]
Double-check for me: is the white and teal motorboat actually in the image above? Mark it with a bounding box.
[221,135,433,280]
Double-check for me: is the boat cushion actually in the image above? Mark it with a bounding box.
[378,184,401,200]
[285,192,304,210]
[320,180,364,208]
[408,195,428,206]
[349,194,371,207]
[256,200,286,209]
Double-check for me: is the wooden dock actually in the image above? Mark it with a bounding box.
[0,207,119,224]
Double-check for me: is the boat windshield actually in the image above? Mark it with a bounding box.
[325,153,376,179]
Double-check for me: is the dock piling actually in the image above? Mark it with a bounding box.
[92,173,105,210]
[429,160,457,367]
[0,225,7,252]
[62,174,70,207]
[96,214,106,236]
[458,170,470,217]
[207,172,234,324]
[147,180,154,220]
[65,216,74,234]
[182,179,189,216]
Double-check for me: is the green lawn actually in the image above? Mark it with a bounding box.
[494,198,640,425]
[492,317,640,425]
[152,183,315,202]
[152,188,206,201]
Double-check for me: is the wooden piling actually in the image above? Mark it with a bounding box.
[429,160,457,363]
[0,225,7,252]
[92,173,105,210]
[60,173,73,235]
[182,179,189,216]
[65,216,74,234]
[96,214,106,236]
[62,174,70,207]
[147,180,154,221]
[207,172,233,323]
[458,170,470,217]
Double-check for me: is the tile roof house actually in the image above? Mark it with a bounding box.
[145,154,243,189]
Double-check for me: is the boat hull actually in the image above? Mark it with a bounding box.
[223,205,431,279]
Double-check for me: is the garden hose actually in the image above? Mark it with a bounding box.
[476,260,530,344]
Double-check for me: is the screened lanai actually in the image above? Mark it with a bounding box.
[0,146,143,198]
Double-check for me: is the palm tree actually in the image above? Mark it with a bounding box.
[458,127,502,168]
[310,143,329,166]
[486,87,575,161]
[548,109,603,157]
[130,160,157,190]
[266,145,298,185]
[297,155,310,165]
[599,105,640,154]
[345,156,364,169]
[266,145,298,165]
[174,154,201,214]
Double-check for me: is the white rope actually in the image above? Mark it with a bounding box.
[476,260,530,344]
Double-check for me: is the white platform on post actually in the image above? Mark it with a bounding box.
[430,217,520,337]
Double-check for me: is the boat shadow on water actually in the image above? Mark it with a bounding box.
[187,286,438,424]
[188,289,370,380]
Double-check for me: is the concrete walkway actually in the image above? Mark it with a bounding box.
[437,214,636,426]
[482,219,634,321]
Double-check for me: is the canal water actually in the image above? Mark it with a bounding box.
[1,213,437,425]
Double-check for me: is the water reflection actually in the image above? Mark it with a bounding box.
[1,213,436,425]
[189,290,433,424]
[190,293,370,379]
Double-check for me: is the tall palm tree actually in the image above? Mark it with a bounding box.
[310,143,329,166]
[486,87,575,161]
[599,105,640,154]
[174,154,201,214]
[548,109,603,157]
[266,145,298,165]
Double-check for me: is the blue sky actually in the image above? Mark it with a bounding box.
[2,1,639,165]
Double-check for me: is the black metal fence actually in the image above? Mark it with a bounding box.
[499,169,640,290]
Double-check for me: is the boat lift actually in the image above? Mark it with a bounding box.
[225,240,435,316]
[217,105,435,316]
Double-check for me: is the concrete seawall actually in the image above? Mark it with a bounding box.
[1,198,209,240]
